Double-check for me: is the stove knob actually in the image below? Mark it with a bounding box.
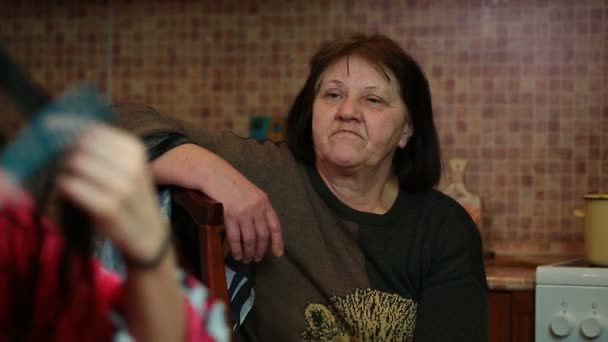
[580,317,603,339]
[550,315,572,337]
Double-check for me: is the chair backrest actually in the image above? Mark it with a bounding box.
[170,187,233,336]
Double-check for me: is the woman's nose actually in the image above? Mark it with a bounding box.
[336,97,361,121]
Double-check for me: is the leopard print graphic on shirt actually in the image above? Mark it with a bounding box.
[302,288,417,342]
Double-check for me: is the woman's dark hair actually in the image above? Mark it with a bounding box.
[0,46,96,339]
[285,33,442,191]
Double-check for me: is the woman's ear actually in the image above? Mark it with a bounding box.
[398,125,412,149]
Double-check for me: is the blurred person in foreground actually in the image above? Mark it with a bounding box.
[116,33,488,341]
[0,121,229,341]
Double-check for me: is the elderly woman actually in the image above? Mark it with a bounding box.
[116,33,487,341]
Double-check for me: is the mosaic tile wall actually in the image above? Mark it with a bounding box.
[1,0,606,256]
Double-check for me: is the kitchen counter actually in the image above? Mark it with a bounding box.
[485,255,580,341]
[484,255,574,291]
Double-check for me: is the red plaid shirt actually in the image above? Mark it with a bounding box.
[0,197,228,341]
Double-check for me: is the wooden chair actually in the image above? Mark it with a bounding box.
[170,187,233,337]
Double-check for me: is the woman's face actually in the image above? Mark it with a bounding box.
[312,55,411,172]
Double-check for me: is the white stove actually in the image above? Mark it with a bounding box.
[536,259,608,341]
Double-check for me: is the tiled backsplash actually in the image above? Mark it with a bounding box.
[1,0,606,256]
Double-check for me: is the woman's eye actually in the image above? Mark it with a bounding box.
[325,91,342,99]
[366,97,384,105]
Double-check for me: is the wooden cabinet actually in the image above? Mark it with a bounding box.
[489,290,534,342]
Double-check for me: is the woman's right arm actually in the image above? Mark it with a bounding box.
[113,103,284,263]
[151,142,283,263]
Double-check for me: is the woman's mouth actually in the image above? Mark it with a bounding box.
[333,130,361,138]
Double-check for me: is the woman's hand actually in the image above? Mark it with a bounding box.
[0,170,28,206]
[205,160,283,263]
[58,123,186,341]
[152,143,284,263]
[57,123,167,263]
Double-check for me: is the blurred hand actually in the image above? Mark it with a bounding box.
[0,170,28,206]
[57,123,167,264]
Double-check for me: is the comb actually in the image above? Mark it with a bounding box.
[0,84,113,186]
